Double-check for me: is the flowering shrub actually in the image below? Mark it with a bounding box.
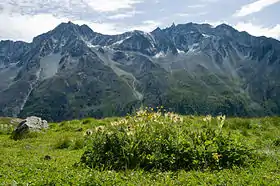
[81,108,255,171]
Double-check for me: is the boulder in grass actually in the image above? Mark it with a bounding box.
[11,116,48,140]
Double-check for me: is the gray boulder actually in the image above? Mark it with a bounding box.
[12,116,48,140]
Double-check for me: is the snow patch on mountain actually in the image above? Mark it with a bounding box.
[154,51,166,58]
[202,34,211,38]
[112,36,131,45]
[86,42,100,48]
[187,43,200,54]
[177,49,185,54]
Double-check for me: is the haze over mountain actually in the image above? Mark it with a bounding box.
[1,21,280,121]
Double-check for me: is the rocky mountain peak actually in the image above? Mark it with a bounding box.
[214,24,240,38]
[1,22,280,121]
[32,22,95,46]
[152,27,162,33]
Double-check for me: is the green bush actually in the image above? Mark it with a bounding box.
[54,136,73,149]
[71,138,86,150]
[81,111,255,171]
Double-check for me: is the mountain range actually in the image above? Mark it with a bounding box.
[1,21,280,121]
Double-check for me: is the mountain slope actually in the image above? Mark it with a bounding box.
[1,22,280,121]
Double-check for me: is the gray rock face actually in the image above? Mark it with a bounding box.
[1,21,280,121]
[12,116,48,140]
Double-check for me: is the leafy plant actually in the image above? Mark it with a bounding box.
[54,136,73,149]
[1,115,280,185]
[81,109,255,171]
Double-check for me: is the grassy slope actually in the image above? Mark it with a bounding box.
[0,116,280,185]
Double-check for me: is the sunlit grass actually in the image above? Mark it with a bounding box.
[0,110,280,185]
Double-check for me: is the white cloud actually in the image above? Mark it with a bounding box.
[176,12,207,17]
[0,13,121,42]
[129,20,162,32]
[1,0,279,42]
[107,10,143,20]
[207,21,229,27]
[0,13,68,42]
[74,20,123,35]
[176,13,190,17]
[207,20,280,39]
[235,22,280,39]
[200,0,220,2]
[0,0,143,16]
[188,4,206,8]
[0,0,86,15]
[0,0,144,41]
[85,0,142,12]
[234,0,280,17]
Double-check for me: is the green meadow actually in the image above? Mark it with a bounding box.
[1,109,280,185]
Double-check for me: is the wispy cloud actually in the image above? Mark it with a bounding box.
[188,4,206,8]
[235,22,280,39]
[85,0,143,12]
[107,10,143,20]
[0,13,68,42]
[0,12,121,42]
[234,0,280,17]
[0,0,279,41]
[129,20,162,32]
[0,0,143,16]
[207,20,280,40]
[0,0,145,41]
[176,12,207,17]
[200,0,220,2]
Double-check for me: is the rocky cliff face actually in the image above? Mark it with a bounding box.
[1,21,280,121]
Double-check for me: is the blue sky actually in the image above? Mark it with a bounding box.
[0,0,280,42]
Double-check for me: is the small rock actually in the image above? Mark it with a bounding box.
[11,116,48,140]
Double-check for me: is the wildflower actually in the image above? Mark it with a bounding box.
[123,119,128,125]
[154,119,159,123]
[203,115,212,123]
[110,121,119,126]
[180,117,184,123]
[127,131,134,136]
[217,115,226,121]
[136,108,148,117]
[173,116,179,123]
[95,126,105,133]
[85,129,93,136]
[217,115,226,129]
[138,117,144,122]
[212,153,222,161]
[127,125,135,131]
[152,112,161,120]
